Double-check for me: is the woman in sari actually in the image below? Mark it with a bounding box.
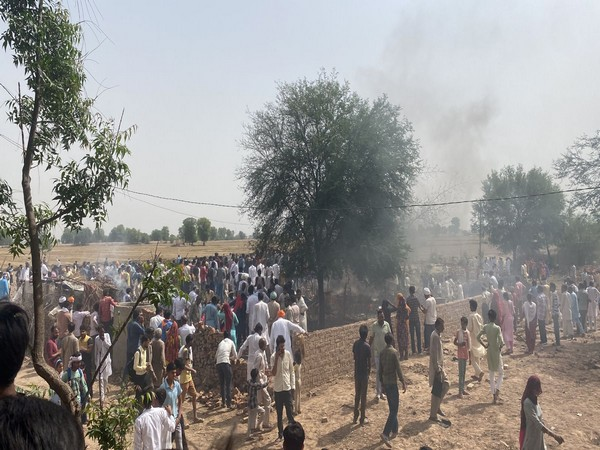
[219,302,239,348]
[396,293,411,361]
[519,375,564,449]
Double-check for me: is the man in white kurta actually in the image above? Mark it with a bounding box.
[253,293,270,342]
[429,318,449,422]
[297,290,309,332]
[94,326,113,403]
[467,299,486,381]
[269,313,306,356]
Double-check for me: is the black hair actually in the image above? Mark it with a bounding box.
[359,324,368,340]
[254,322,263,334]
[185,334,193,345]
[223,330,230,340]
[164,311,172,319]
[469,299,478,311]
[140,335,149,345]
[276,334,286,346]
[0,302,29,388]
[0,396,85,449]
[409,285,416,294]
[384,333,394,346]
[67,321,75,333]
[283,421,305,450]
[250,368,258,381]
[174,358,185,370]
[460,316,468,326]
[166,362,176,372]
[434,317,444,328]
[488,309,497,321]
[155,387,167,405]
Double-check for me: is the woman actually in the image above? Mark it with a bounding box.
[395,293,411,360]
[519,375,564,449]
[219,302,239,347]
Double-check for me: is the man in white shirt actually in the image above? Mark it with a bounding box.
[248,263,257,286]
[271,334,295,440]
[253,292,270,342]
[171,295,188,324]
[133,387,177,450]
[215,331,238,408]
[423,288,437,353]
[178,316,196,344]
[246,285,259,334]
[270,311,306,356]
[296,289,308,332]
[238,323,264,381]
[586,282,599,331]
[149,307,164,331]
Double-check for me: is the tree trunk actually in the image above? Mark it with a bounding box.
[317,269,325,329]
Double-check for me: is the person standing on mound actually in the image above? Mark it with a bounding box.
[429,318,449,425]
[478,309,505,404]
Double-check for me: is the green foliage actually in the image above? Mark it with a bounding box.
[209,226,217,241]
[141,260,187,306]
[554,130,600,217]
[472,165,565,261]
[160,226,170,241]
[449,217,460,234]
[240,71,421,325]
[197,217,211,244]
[108,224,125,242]
[150,229,162,241]
[179,217,197,244]
[85,391,138,450]
[237,230,247,240]
[556,211,600,266]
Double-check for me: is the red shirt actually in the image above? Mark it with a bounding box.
[45,338,59,367]
[200,266,208,282]
[99,296,117,323]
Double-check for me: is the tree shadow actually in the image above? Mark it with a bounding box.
[316,422,355,448]
[456,401,493,415]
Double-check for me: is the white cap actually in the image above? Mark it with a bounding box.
[423,288,431,295]
[58,296,67,304]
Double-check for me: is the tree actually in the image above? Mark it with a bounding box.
[0,0,133,415]
[61,228,76,244]
[449,217,460,234]
[556,210,600,266]
[160,226,170,242]
[197,217,211,245]
[92,227,106,243]
[554,130,600,216]
[73,227,92,245]
[108,224,126,242]
[209,226,217,241]
[150,229,162,241]
[237,230,247,240]
[240,71,421,328]
[471,165,565,265]
[179,217,197,244]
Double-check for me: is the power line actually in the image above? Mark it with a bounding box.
[120,185,600,212]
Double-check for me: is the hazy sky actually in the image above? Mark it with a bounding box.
[1,0,599,236]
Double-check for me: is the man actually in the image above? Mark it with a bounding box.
[239,323,264,381]
[0,302,29,398]
[204,296,220,329]
[297,289,308,332]
[149,306,164,330]
[550,283,561,346]
[132,335,153,391]
[127,310,146,368]
[379,333,407,447]
[72,302,90,338]
[352,324,371,426]
[536,285,548,347]
[587,281,599,331]
[406,286,423,355]
[286,296,300,326]
[252,292,270,342]
[78,326,94,396]
[270,310,306,356]
[423,288,437,353]
[45,325,61,368]
[172,294,188,326]
[477,310,504,404]
[99,289,118,337]
[62,321,79,364]
[248,262,257,286]
[369,307,391,400]
[215,331,238,408]
[577,283,590,333]
[94,325,112,403]
[56,296,72,338]
[253,337,272,430]
[514,276,525,324]
[283,422,305,450]
[569,285,584,335]
[62,352,88,412]
[467,299,485,382]
[134,387,177,450]
[178,315,196,344]
[215,263,226,300]
[271,334,295,440]
[429,318,449,425]
[523,293,537,353]
[161,362,185,449]
[0,272,10,301]
[267,291,281,335]
[246,285,259,334]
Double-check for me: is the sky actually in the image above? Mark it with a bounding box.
[1,0,599,237]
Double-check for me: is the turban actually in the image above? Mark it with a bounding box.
[69,354,82,364]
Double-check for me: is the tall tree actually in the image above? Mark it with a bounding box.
[0,0,133,414]
[240,71,421,328]
[160,226,170,242]
[471,165,565,265]
[556,209,600,266]
[150,229,162,241]
[179,217,197,244]
[554,130,600,216]
[196,217,211,245]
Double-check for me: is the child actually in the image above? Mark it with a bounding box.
[247,368,268,440]
[293,349,302,414]
[453,317,470,398]
[477,309,505,404]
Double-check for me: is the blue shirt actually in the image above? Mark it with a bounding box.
[127,321,145,357]
[161,379,182,417]
[204,303,219,329]
[0,278,9,299]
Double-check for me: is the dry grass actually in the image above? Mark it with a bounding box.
[0,240,253,267]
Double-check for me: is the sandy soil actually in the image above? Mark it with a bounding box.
[16,326,600,450]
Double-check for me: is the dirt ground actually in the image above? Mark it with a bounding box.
[16,326,600,450]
